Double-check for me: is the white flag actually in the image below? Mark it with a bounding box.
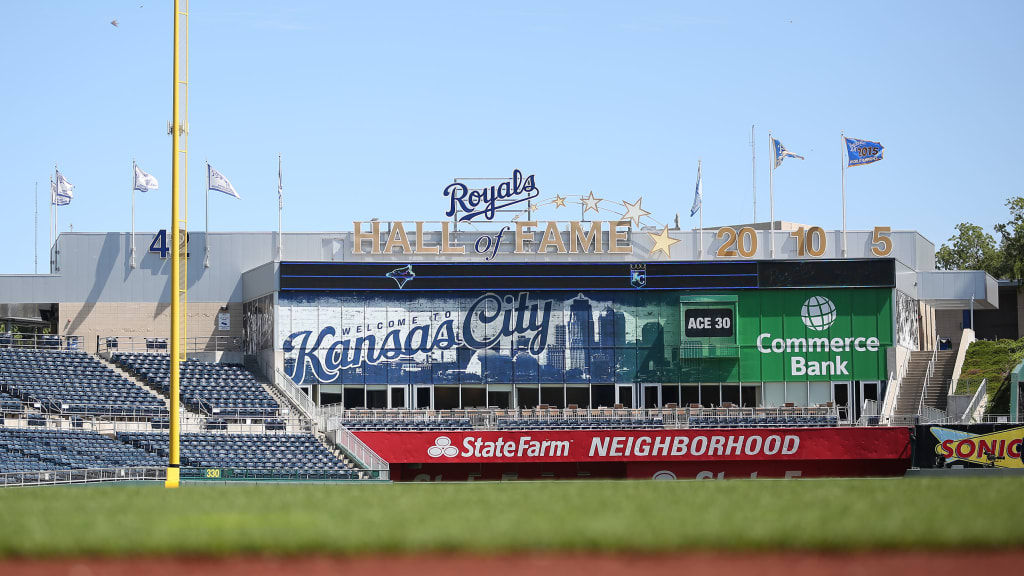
[50,179,69,206]
[55,170,74,204]
[689,162,702,217]
[208,164,240,199]
[133,164,159,192]
[278,156,283,210]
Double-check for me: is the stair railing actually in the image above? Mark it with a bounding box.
[916,336,941,419]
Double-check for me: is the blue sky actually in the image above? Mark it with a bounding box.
[3,1,1022,273]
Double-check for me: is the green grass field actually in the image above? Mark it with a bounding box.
[0,478,1021,557]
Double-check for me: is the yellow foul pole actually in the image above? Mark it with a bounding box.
[166,0,188,489]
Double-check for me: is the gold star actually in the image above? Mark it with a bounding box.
[647,225,679,257]
[621,197,651,227]
[553,194,567,208]
[581,191,602,214]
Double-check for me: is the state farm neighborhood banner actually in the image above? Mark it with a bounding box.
[356,427,911,464]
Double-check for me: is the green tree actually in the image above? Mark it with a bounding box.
[936,222,1003,276]
[994,196,1024,285]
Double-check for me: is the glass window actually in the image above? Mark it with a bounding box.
[566,386,589,409]
[764,382,785,407]
[541,386,565,408]
[785,382,809,406]
[721,384,740,407]
[462,386,486,409]
[591,384,615,408]
[516,386,539,409]
[681,384,700,407]
[434,386,460,410]
[740,384,762,408]
[662,384,680,407]
[809,382,832,406]
[700,384,720,407]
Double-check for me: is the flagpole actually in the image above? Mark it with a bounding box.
[131,159,137,269]
[49,175,54,271]
[53,165,59,254]
[841,131,847,258]
[751,125,757,223]
[34,181,38,274]
[768,132,775,258]
[204,160,210,268]
[277,153,283,262]
[698,159,703,260]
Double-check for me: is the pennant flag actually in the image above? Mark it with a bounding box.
[133,164,159,192]
[208,164,240,199]
[55,170,74,204]
[690,162,702,217]
[845,137,884,167]
[773,138,804,168]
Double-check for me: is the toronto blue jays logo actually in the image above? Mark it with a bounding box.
[386,264,416,289]
[630,263,647,288]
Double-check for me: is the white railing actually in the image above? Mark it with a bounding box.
[962,379,988,424]
[858,399,880,426]
[331,405,839,429]
[881,345,913,424]
[0,334,84,351]
[100,335,242,355]
[272,368,321,426]
[323,421,390,478]
[948,328,976,395]
[920,405,949,424]
[916,336,941,418]
[0,466,165,488]
[0,403,312,435]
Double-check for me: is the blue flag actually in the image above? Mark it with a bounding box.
[773,138,804,168]
[845,137,884,167]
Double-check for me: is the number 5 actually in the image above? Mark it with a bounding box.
[871,226,892,256]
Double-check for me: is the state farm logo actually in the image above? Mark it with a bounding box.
[428,436,459,458]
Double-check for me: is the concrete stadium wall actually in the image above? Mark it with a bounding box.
[59,301,242,353]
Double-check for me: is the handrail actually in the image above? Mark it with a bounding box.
[962,379,988,424]
[272,368,320,426]
[323,418,390,474]
[881,345,912,424]
[0,334,84,351]
[916,336,941,418]
[0,466,165,488]
[99,335,243,355]
[948,328,976,395]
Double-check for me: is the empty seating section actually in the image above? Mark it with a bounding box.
[497,417,664,430]
[0,349,166,417]
[112,353,279,418]
[344,418,472,431]
[0,428,163,473]
[1,391,22,412]
[116,432,352,472]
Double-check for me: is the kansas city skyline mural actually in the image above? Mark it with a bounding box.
[280,291,677,386]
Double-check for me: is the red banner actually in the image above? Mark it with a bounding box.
[356,427,911,465]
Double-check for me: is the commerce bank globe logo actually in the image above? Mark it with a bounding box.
[428,436,459,458]
[800,296,837,331]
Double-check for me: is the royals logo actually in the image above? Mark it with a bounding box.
[444,169,540,222]
[630,264,647,288]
